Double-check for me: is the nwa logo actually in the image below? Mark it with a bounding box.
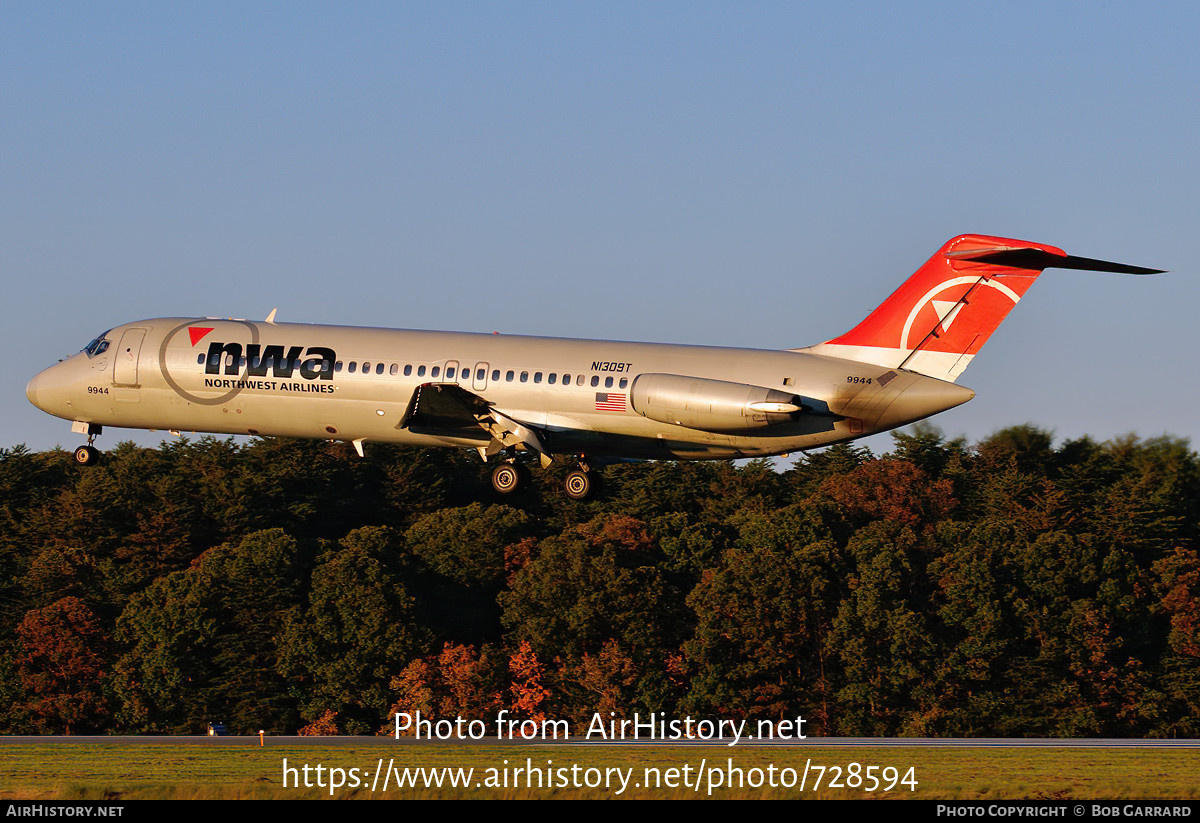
[203,340,336,381]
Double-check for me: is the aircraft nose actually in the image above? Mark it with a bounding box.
[26,365,71,417]
[25,372,41,409]
[27,359,93,421]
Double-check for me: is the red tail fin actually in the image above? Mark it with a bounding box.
[802,234,1162,383]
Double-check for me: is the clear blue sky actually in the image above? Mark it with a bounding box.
[3,2,1195,455]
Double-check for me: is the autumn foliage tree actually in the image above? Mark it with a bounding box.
[508,640,549,723]
[0,429,1197,736]
[16,597,108,734]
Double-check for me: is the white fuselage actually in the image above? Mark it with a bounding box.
[26,316,975,461]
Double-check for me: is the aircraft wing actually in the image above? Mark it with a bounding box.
[399,382,551,461]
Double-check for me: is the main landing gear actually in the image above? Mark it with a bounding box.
[491,461,531,494]
[489,456,600,500]
[563,464,595,501]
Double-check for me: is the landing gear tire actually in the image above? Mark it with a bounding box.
[73,445,100,466]
[491,462,525,494]
[564,468,594,500]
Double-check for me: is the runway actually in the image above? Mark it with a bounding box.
[2,735,1197,747]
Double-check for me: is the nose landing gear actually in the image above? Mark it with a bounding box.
[73,445,101,466]
[72,423,103,466]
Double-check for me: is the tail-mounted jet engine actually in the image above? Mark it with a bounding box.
[629,373,806,433]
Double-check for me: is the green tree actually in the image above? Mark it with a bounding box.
[500,515,686,717]
[278,527,427,734]
[405,503,535,644]
[828,522,937,735]
[114,528,309,733]
[683,504,841,728]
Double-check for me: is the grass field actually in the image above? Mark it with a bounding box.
[1,742,1197,800]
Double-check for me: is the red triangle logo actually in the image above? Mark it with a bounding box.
[188,327,214,346]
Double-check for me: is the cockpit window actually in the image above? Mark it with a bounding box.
[83,331,112,358]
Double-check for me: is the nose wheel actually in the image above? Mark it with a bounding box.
[72,424,103,466]
[73,444,101,466]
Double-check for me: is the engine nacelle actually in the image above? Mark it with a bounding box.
[629,373,805,433]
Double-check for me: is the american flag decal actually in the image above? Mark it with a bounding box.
[595,392,626,412]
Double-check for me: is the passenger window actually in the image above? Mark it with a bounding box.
[534,372,542,383]
[377,363,385,375]
[349,362,357,374]
[576,375,585,386]
[548,374,557,385]
[590,376,599,387]
[196,354,204,365]
[417,365,426,377]
[335,361,343,373]
[431,366,440,378]
[404,364,412,376]
[619,378,628,389]
[605,377,614,388]
[506,370,514,381]
[389,363,398,375]
[563,373,570,384]
[491,369,500,381]
[520,371,528,383]
[447,367,455,379]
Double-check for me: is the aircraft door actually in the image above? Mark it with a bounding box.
[473,362,489,391]
[113,328,146,387]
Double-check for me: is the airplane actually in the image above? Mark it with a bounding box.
[25,234,1161,499]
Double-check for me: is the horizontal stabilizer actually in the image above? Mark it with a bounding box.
[946,246,1165,275]
[800,234,1163,383]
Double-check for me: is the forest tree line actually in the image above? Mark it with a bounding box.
[1,424,1197,737]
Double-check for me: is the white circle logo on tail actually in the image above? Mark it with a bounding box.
[900,276,1021,350]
